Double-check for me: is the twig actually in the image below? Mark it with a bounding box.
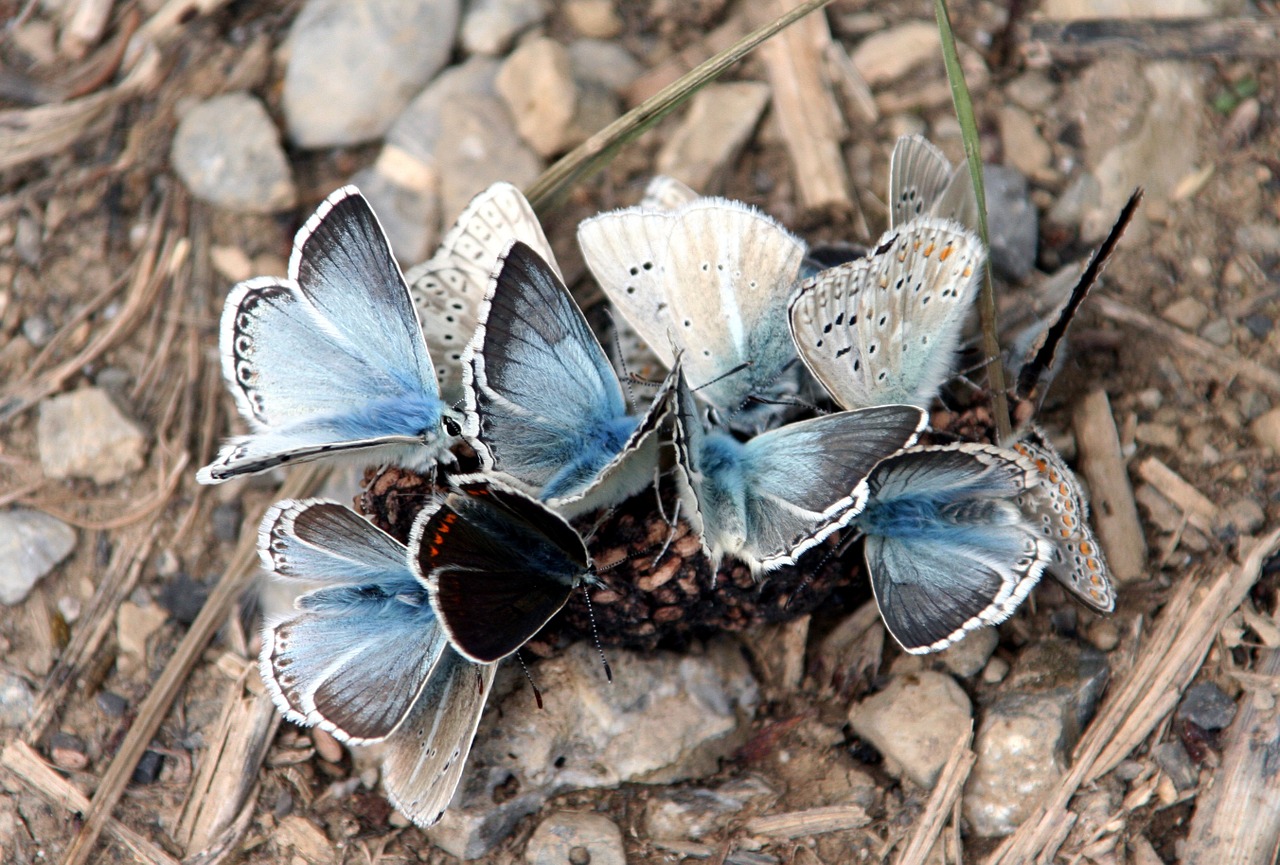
[0,741,180,865]
[1072,389,1148,582]
[59,464,329,865]
[745,804,871,838]
[895,726,976,865]
[985,527,1280,864]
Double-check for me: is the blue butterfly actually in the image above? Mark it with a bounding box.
[462,240,676,517]
[257,498,493,827]
[198,186,455,484]
[853,443,1057,653]
[671,366,926,577]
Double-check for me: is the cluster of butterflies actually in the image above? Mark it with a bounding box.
[197,135,1119,826]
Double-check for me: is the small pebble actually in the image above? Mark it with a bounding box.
[157,573,209,626]
[981,657,1010,684]
[1087,620,1120,652]
[848,671,973,788]
[1199,318,1232,347]
[460,0,544,55]
[131,749,165,784]
[850,21,940,86]
[1243,313,1272,339]
[525,812,625,865]
[1220,498,1265,536]
[37,388,146,483]
[1161,296,1209,332]
[563,0,623,39]
[983,165,1038,282]
[311,727,345,764]
[1176,682,1236,731]
[0,509,76,605]
[49,732,90,771]
[21,314,54,347]
[96,691,129,718]
[171,93,296,213]
[0,672,36,728]
[1153,740,1199,791]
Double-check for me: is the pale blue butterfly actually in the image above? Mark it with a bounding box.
[670,366,927,577]
[788,216,985,410]
[198,187,455,484]
[462,240,676,517]
[578,196,810,430]
[854,443,1056,654]
[888,134,979,230]
[257,498,494,827]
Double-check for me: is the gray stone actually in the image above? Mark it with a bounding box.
[936,626,998,678]
[1199,318,1232,347]
[1161,296,1209,331]
[984,165,1038,282]
[0,672,36,728]
[1152,740,1199,791]
[525,812,625,865]
[568,38,643,93]
[645,779,774,842]
[1176,682,1236,731]
[0,509,76,605]
[1048,172,1101,227]
[656,82,771,192]
[171,93,296,213]
[434,94,542,225]
[850,21,940,86]
[1219,498,1265,536]
[21,314,53,347]
[999,104,1052,177]
[1005,639,1110,739]
[283,0,461,148]
[461,0,544,56]
[350,157,441,266]
[964,693,1069,837]
[848,671,972,789]
[1243,313,1272,340]
[386,56,501,165]
[430,639,758,858]
[1006,72,1056,112]
[37,388,146,483]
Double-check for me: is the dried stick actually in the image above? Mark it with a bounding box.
[985,527,1280,864]
[1073,389,1147,582]
[59,464,329,865]
[895,726,976,865]
[1,741,179,865]
[745,804,871,838]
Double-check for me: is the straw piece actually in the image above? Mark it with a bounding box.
[1073,388,1148,582]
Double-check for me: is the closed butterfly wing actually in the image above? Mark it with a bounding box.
[889,135,976,229]
[257,500,449,744]
[639,174,700,211]
[464,240,664,516]
[857,444,1053,653]
[1012,432,1115,613]
[199,188,449,483]
[406,182,560,402]
[414,477,592,663]
[577,205,680,367]
[380,649,496,827]
[789,217,985,410]
[661,198,807,418]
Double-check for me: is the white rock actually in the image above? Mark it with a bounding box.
[1162,296,1210,331]
[656,81,771,192]
[937,627,998,678]
[283,0,461,148]
[563,0,622,39]
[434,94,542,225]
[850,21,940,87]
[0,509,75,605]
[1250,407,1280,454]
[568,38,642,93]
[847,671,972,788]
[963,695,1069,836]
[350,151,441,266]
[386,56,501,164]
[429,639,758,858]
[525,812,625,865]
[461,0,545,55]
[999,104,1052,177]
[37,388,145,483]
[496,37,582,156]
[0,672,36,727]
[171,93,296,213]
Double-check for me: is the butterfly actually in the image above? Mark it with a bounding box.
[788,217,986,410]
[462,240,676,517]
[578,196,809,429]
[670,366,927,577]
[412,475,594,664]
[1011,430,1115,613]
[405,182,560,404]
[257,498,494,827]
[853,443,1056,654]
[888,134,978,230]
[198,186,455,484]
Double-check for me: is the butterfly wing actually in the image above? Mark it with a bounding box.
[640,174,700,211]
[858,444,1052,653]
[788,217,985,410]
[660,198,807,416]
[464,240,653,512]
[413,477,591,663]
[577,205,680,367]
[257,500,448,744]
[406,182,559,401]
[1012,433,1116,613]
[199,190,448,484]
[670,367,715,565]
[738,405,927,572]
[889,135,953,228]
[380,649,496,827]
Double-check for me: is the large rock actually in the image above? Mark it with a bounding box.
[847,671,972,788]
[171,93,296,213]
[283,0,461,148]
[37,388,145,483]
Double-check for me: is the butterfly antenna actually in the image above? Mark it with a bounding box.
[579,585,613,683]
[515,651,544,709]
[651,497,682,569]
[1016,188,1143,401]
[603,306,640,412]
